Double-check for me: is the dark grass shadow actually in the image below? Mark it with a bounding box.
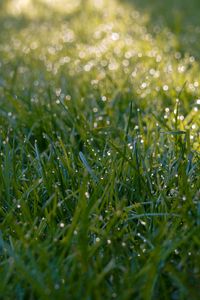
[121,0,200,29]
[119,0,200,58]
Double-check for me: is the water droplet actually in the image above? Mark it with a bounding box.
[163,85,168,91]
[111,32,119,41]
[85,192,90,199]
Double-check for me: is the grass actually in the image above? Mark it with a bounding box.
[0,0,200,299]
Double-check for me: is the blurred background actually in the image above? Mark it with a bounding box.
[0,0,200,134]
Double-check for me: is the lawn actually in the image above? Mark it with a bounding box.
[0,0,200,299]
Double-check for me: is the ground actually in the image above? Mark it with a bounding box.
[0,0,200,299]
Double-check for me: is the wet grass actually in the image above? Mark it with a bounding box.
[0,0,200,299]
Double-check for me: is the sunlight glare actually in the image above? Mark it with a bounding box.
[8,0,33,15]
[41,0,81,13]
[7,0,82,17]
